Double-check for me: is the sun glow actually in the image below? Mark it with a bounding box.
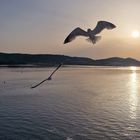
[130,66,137,71]
[131,31,140,38]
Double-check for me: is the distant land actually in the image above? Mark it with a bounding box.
[0,52,140,67]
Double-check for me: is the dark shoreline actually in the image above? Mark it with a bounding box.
[1,52,140,67]
[0,64,140,68]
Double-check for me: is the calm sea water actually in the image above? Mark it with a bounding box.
[0,66,140,140]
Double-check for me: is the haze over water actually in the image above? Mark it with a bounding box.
[0,66,140,139]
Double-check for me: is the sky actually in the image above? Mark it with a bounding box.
[1,0,140,60]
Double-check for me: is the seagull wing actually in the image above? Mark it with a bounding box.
[92,21,116,35]
[64,27,88,44]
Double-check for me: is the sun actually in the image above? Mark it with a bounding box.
[131,30,140,38]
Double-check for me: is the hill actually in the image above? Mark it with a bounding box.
[0,52,140,67]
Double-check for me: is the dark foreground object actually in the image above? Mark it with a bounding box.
[31,64,62,89]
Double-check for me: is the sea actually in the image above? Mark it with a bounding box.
[0,66,140,140]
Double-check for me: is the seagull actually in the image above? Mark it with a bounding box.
[64,21,116,45]
[31,63,62,89]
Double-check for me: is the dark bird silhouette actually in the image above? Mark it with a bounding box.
[31,63,62,89]
[64,21,116,44]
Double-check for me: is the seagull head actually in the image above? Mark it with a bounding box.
[87,28,92,33]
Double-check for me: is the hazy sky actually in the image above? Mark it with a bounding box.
[1,0,140,59]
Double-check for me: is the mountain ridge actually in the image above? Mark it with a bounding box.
[0,52,140,67]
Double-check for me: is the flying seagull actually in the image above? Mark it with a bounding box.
[31,63,62,89]
[64,21,116,45]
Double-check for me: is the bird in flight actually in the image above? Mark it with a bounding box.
[31,63,62,89]
[64,21,116,45]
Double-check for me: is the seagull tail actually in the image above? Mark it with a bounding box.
[86,36,101,44]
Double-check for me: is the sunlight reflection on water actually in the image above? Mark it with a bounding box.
[129,67,138,120]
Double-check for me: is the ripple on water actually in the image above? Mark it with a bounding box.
[0,67,140,139]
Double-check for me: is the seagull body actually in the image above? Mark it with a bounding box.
[64,21,116,45]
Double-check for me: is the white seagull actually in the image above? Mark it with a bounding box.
[64,21,116,45]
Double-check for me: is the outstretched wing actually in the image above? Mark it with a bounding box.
[92,21,116,35]
[64,27,88,44]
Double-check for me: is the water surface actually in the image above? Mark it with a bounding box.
[0,66,140,140]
